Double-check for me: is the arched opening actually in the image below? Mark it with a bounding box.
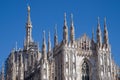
[82,61,89,80]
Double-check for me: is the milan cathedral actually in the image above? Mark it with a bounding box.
[0,6,120,80]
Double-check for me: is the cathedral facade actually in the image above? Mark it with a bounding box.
[0,6,120,80]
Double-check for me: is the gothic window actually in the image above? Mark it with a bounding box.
[82,61,89,80]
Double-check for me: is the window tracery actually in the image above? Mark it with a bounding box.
[82,61,89,80]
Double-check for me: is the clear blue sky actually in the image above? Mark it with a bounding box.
[0,0,120,68]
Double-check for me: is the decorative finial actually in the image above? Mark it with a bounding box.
[64,12,67,26]
[55,24,57,35]
[104,17,109,47]
[15,41,18,51]
[48,31,50,41]
[97,16,101,31]
[104,17,107,28]
[71,13,74,26]
[97,16,100,26]
[27,5,31,23]
[64,13,66,19]
[104,17,108,34]
[70,13,75,44]
[43,30,46,44]
[104,17,106,23]
[63,13,68,44]
[96,17,102,48]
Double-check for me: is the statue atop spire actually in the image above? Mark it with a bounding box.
[25,5,33,49]
[63,13,68,44]
[27,5,31,24]
[96,17,102,48]
[70,13,75,44]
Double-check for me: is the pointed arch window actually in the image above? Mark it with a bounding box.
[82,61,89,80]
